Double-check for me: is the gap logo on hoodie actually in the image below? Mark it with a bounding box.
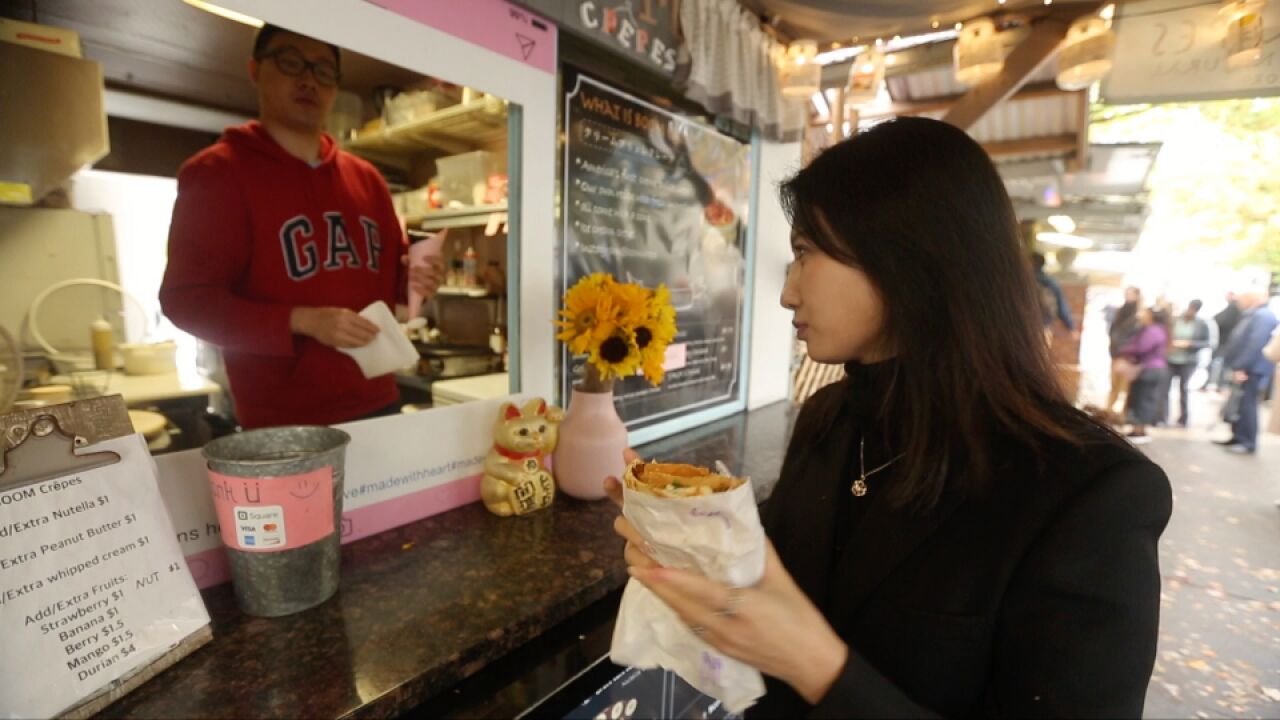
[279,212,383,280]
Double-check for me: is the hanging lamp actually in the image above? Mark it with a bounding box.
[954,18,1003,87]
[780,39,821,97]
[1221,0,1266,69]
[1056,15,1116,90]
[844,47,885,106]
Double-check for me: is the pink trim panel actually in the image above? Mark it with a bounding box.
[187,473,483,589]
[368,0,557,74]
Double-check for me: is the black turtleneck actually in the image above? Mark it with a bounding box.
[827,360,900,609]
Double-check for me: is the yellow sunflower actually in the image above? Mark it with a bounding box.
[588,329,642,381]
[556,275,619,355]
[610,282,652,328]
[640,344,667,385]
[634,284,678,351]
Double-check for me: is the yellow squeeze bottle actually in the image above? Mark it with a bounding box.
[90,317,114,370]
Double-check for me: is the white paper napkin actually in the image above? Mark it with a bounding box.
[337,301,419,378]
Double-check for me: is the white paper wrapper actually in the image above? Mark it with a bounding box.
[337,300,419,378]
[609,474,767,713]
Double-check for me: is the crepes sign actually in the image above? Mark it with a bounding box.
[516,0,682,74]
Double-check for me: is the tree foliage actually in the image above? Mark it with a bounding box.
[1090,98,1280,273]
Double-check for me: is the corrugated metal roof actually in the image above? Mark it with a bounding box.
[968,93,1079,143]
[861,92,1080,154]
[887,62,1059,102]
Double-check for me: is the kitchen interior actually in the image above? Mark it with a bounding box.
[0,0,519,453]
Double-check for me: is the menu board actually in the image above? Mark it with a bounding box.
[561,74,751,429]
[0,434,209,717]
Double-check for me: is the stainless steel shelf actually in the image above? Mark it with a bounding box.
[405,204,508,231]
[343,97,507,157]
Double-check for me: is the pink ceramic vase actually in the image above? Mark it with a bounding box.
[553,385,627,500]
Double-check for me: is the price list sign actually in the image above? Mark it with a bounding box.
[561,74,752,428]
[0,434,209,718]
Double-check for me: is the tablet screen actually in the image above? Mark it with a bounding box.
[522,658,743,720]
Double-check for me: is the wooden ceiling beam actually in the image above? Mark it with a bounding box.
[1067,89,1091,172]
[982,134,1078,158]
[941,2,1102,130]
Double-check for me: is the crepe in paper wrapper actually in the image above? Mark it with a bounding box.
[610,460,767,713]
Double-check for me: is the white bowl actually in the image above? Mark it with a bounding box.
[120,342,177,376]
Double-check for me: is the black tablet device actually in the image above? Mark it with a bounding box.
[518,656,743,720]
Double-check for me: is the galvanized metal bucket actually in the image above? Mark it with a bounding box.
[203,426,350,617]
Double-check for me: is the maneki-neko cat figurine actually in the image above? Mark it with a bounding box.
[481,398,563,516]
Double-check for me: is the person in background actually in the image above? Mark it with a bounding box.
[1106,287,1142,414]
[1167,300,1213,427]
[160,24,443,429]
[1119,307,1169,445]
[1202,292,1242,391]
[1031,252,1076,344]
[609,118,1170,717]
[1264,326,1280,508]
[1216,288,1278,455]
[1152,300,1179,426]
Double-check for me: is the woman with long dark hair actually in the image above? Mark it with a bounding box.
[608,117,1172,717]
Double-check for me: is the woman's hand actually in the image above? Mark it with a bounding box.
[603,453,848,705]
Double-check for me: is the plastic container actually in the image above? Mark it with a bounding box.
[386,89,453,127]
[399,187,430,217]
[436,150,503,207]
[203,426,351,617]
[326,90,363,140]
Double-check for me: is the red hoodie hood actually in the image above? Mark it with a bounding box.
[222,121,339,168]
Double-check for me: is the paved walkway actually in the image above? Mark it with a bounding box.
[1137,391,1280,718]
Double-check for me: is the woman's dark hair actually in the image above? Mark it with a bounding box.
[781,117,1087,512]
[1113,303,1138,329]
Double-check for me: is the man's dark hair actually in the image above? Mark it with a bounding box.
[1031,252,1047,270]
[781,117,1095,513]
[1189,299,1203,312]
[252,24,341,68]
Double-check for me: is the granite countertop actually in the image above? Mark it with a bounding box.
[99,400,797,719]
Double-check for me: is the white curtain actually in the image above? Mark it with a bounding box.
[678,0,807,142]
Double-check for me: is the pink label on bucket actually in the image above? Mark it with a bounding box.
[208,468,334,553]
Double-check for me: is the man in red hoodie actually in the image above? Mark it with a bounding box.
[161,25,442,428]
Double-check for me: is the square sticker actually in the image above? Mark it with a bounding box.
[234,505,286,549]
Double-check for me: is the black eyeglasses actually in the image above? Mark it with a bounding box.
[257,46,341,87]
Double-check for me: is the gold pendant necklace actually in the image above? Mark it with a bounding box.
[854,435,903,497]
